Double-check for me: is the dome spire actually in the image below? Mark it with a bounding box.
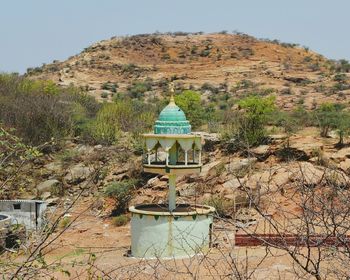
[169,82,175,105]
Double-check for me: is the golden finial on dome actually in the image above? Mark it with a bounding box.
[169,82,175,105]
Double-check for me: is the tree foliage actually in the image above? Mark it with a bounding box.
[175,90,204,128]
[236,95,276,147]
[315,102,350,145]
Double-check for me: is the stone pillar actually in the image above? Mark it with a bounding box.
[168,174,176,211]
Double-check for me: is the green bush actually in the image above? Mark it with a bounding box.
[111,215,129,227]
[104,179,137,214]
[101,92,108,98]
[101,82,118,92]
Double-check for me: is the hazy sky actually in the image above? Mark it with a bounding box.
[1,0,349,73]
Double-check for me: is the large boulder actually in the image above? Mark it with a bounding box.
[289,162,325,187]
[339,159,350,173]
[330,147,350,162]
[37,179,61,194]
[64,163,94,184]
[226,158,257,174]
[242,166,289,194]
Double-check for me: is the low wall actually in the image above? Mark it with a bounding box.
[235,234,350,247]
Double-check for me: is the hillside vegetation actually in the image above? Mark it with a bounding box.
[26,32,350,111]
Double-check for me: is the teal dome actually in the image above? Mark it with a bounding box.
[154,96,191,134]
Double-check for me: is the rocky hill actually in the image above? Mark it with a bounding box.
[26,32,350,110]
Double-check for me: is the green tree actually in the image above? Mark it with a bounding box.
[315,103,350,146]
[335,113,350,146]
[175,90,204,128]
[316,103,342,137]
[237,95,275,147]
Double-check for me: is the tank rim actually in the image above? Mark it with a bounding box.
[129,203,215,216]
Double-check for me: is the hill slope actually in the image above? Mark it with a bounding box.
[26,32,349,110]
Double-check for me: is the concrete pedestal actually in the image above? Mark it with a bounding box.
[129,204,215,259]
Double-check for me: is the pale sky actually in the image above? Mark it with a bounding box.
[1,0,349,73]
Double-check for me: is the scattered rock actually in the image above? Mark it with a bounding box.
[283,75,310,84]
[151,180,167,190]
[160,175,169,181]
[275,147,309,161]
[283,103,293,109]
